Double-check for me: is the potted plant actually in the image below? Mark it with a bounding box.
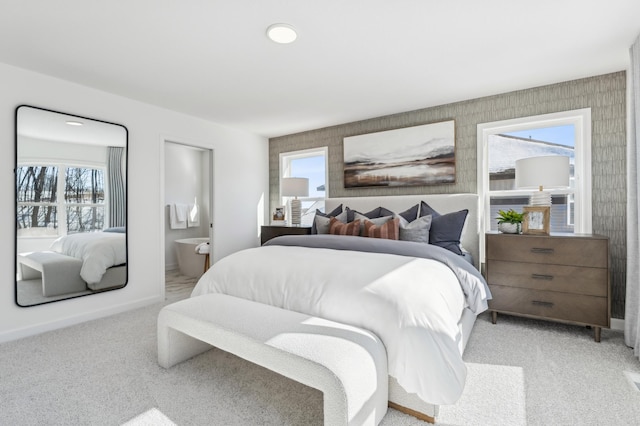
[496,209,524,234]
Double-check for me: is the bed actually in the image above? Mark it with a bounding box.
[48,230,127,291]
[190,194,490,422]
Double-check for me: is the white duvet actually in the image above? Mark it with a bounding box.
[191,244,487,405]
[50,232,126,284]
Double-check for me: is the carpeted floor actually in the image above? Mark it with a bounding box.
[1,271,639,426]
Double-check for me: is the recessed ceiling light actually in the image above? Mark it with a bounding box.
[66,120,83,126]
[267,23,297,44]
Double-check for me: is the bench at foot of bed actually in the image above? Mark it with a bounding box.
[157,293,389,426]
[18,251,86,297]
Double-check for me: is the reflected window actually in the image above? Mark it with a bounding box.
[17,164,106,236]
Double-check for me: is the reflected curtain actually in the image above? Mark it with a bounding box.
[625,32,640,359]
[107,147,126,227]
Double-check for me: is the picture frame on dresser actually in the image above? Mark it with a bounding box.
[522,206,550,235]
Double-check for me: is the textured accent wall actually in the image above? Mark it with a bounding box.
[269,72,627,319]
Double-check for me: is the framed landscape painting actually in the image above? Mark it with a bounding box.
[343,120,455,188]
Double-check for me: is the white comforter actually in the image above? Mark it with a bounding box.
[191,243,488,405]
[50,232,126,284]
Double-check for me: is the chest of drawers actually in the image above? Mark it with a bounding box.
[485,232,610,342]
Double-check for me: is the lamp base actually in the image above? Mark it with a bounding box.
[290,198,302,225]
[529,191,552,207]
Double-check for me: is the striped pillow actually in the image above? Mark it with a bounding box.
[329,217,360,236]
[363,218,400,240]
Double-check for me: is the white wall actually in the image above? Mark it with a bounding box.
[0,62,269,343]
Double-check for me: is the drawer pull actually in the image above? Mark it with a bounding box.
[532,300,554,308]
[531,274,554,281]
[531,247,554,254]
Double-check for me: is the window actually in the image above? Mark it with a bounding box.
[17,164,106,237]
[477,109,592,259]
[280,147,328,226]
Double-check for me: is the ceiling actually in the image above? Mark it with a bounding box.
[1,1,639,138]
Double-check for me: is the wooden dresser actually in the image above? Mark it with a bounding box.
[485,232,610,342]
[260,225,311,245]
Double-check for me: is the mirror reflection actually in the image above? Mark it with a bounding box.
[15,106,128,307]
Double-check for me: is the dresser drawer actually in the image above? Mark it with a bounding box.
[487,260,607,296]
[486,234,607,268]
[489,285,608,327]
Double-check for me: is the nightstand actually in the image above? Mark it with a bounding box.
[260,225,311,245]
[485,232,610,342]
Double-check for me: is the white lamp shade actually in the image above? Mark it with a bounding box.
[281,177,309,197]
[515,156,570,190]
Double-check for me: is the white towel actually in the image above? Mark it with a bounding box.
[169,204,187,229]
[187,204,200,227]
[195,242,210,254]
[175,204,189,222]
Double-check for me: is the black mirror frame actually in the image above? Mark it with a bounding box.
[14,105,128,307]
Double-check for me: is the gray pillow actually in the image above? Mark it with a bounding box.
[398,214,432,243]
[353,212,393,236]
[312,204,343,234]
[314,210,348,234]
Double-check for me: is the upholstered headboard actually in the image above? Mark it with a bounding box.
[325,194,480,269]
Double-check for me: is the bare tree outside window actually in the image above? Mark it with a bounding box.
[65,167,105,233]
[16,166,58,235]
[16,165,105,236]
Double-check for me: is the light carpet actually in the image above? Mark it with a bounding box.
[0,273,639,425]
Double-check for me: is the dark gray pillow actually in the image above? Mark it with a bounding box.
[398,214,431,243]
[312,204,343,234]
[419,201,468,255]
[397,204,419,222]
[346,204,418,222]
[346,206,389,222]
[103,226,126,233]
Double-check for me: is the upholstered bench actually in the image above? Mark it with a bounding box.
[157,293,388,426]
[17,251,86,297]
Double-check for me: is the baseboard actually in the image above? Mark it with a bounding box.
[611,318,625,331]
[0,295,163,344]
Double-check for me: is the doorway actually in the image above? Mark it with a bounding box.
[162,140,214,301]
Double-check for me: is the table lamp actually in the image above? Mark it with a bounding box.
[515,155,570,206]
[281,177,309,225]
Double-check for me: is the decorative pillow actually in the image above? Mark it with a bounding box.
[398,214,432,243]
[397,204,419,222]
[363,218,400,240]
[329,217,360,236]
[103,226,126,233]
[312,204,343,234]
[346,204,418,222]
[346,206,394,222]
[353,212,393,236]
[419,201,468,255]
[314,210,348,234]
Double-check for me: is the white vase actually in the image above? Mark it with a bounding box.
[498,222,520,234]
